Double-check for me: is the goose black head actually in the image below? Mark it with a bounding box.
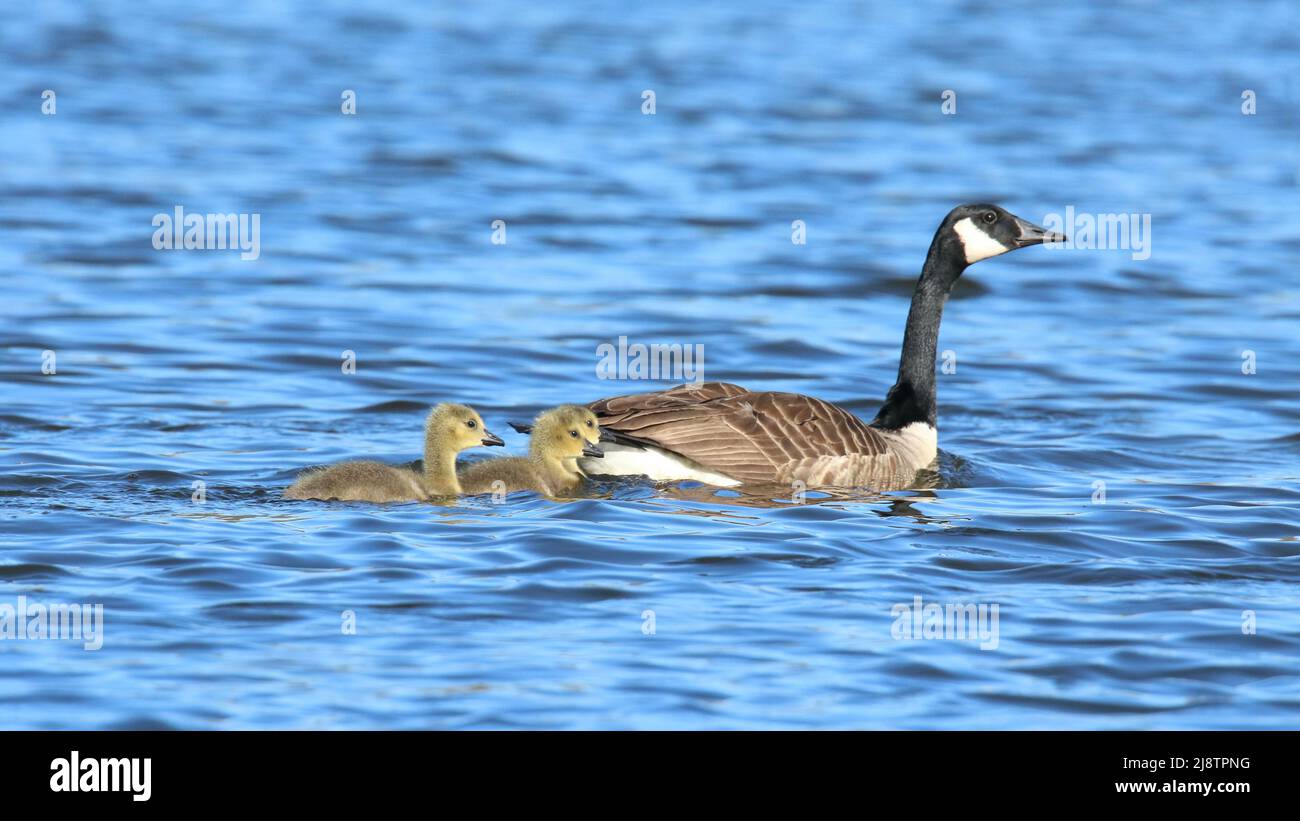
[940,204,1066,267]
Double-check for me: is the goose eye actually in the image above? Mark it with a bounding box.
[569,430,579,438]
[983,211,997,224]
[466,420,477,429]
[586,420,593,427]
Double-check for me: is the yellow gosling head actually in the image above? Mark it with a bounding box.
[426,403,504,453]
[530,404,603,461]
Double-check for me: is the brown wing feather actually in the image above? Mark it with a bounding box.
[588,382,891,484]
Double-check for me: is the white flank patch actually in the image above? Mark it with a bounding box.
[580,443,741,487]
[953,217,1010,264]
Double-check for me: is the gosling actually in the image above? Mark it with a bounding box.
[284,403,503,502]
[458,404,603,498]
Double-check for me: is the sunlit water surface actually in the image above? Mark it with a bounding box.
[1,1,1298,728]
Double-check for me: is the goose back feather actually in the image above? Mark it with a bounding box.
[585,382,933,487]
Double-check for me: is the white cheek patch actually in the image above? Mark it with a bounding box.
[953,217,1010,264]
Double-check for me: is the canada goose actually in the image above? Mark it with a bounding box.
[458,404,603,497]
[284,403,504,502]
[576,204,1065,489]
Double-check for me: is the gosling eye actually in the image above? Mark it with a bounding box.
[569,430,579,438]
[983,211,997,224]
[586,420,593,427]
[466,420,477,429]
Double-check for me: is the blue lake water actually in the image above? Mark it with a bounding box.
[1,0,1299,729]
